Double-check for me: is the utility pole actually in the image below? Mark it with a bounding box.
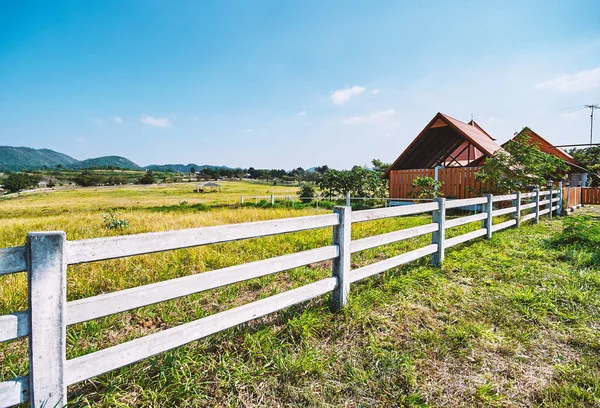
[589,104,598,147]
[563,104,599,146]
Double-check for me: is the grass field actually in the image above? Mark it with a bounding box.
[1,183,599,407]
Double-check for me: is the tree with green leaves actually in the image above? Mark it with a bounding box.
[410,176,443,199]
[568,146,600,186]
[475,135,569,194]
[297,183,315,203]
[2,173,41,193]
[317,164,387,199]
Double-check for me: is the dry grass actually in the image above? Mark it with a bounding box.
[1,185,599,407]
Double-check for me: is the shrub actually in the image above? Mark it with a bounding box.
[551,216,600,248]
[297,183,316,203]
[102,211,130,230]
[410,176,443,199]
[2,173,41,192]
[138,171,155,185]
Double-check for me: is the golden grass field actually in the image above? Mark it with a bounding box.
[1,182,599,407]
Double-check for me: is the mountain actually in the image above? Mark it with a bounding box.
[72,156,142,170]
[144,163,239,172]
[0,146,239,173]
[0,146,79,172]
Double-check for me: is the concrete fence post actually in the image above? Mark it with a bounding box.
[534,189,540,224]
[431,197,446,267]
[240,196,244,204]
[270,195,275,206]
[331,206,351,311]
[513,191,521,228]
[557,188,562,216]
[484,194,493,239]
[345,192,351,207]
[27,231,68,408]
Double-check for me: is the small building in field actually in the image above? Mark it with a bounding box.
[38,181,48,188]
[384,112,588,199]
[194,181,221,193]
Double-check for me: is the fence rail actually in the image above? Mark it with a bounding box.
[0,188,563,407]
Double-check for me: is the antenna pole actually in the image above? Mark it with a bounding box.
[591,105,595,147]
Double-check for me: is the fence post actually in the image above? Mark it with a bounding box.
[431,197,446,267]
[484,194,493,239]
[331,206,351,311]
[534,189,540,224]
[27,231,67,408]
[345,192,351,207]
[270,195,275,206]
[513,191,521,228]
[240,196,244,204]
[548,187,553,220]
[557,189,562,216]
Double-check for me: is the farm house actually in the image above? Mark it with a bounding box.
[383,112,588,200]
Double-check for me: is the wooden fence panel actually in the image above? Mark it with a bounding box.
[582,188,600,205]
[389,167,482,199]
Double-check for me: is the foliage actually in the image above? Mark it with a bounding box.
[74,170,104,187]
[551,216,600,248]
[102,210,130,230]
[1,172,41,192]
[297,183,315,203]
[476,135,569,194]
[410,176,444,199]
[317,165,387,199]
[568,146,600,186]
[138,170,155,185]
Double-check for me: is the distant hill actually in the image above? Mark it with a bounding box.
[72,156,142,170]
[0,146,241,173]
[144,163,239,172]
[0,146,79,172]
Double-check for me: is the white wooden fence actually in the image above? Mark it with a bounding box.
[0,189,562,407]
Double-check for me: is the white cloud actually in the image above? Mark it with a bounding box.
[110,116,123,123]
[140,114,171,127]
[534,66,600,92]
[341,109,397,126]
[371,89,380,94]
[330,86,366,105]
[298,110,307,116]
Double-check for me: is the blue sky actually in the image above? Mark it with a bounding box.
[1,0,600,169]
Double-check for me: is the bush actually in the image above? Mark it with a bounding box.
[297,183,315,203]
[410,176,443,199]
[551,216,600,248]
[138,171,155,185]
[2,173,41,192]
[102,211,130,230]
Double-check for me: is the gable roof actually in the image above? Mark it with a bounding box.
[510,127,587,171]
[383,112,503,178]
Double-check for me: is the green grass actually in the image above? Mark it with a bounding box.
[0,184,599,407]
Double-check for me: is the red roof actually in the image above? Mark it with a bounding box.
[440,114,502,157]
[383,112,503,178]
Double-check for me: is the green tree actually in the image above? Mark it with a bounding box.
[475,135,569,194]
[410,176,443,199]
[2,173,41,192]
[189,166,196,175]
[138,170,155,185]
[297,183,316,203]
[317,165,387,199]
[569,146,600,186]
[74,171,104,187]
